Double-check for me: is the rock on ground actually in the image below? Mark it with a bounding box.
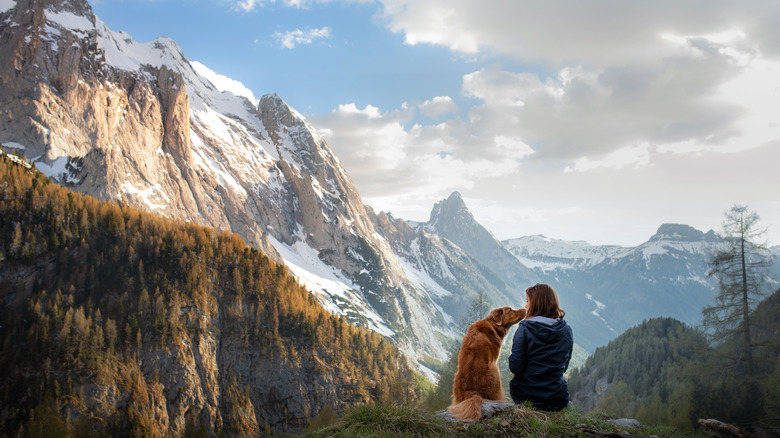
[438,401,516,422]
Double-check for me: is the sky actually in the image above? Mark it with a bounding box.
[90,0,780,247]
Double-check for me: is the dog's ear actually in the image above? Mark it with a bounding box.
[488,308,503,324]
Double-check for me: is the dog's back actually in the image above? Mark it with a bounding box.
[448,307,525,421]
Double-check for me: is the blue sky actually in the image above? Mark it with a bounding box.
[93,0,480,119]
[90,0,780,247]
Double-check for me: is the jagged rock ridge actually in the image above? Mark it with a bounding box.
[0,0,508,376]
[424,192,534,300]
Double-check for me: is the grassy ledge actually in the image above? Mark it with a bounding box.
[299,403,711,438]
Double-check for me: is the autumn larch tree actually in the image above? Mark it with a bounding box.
[703,205,774,378]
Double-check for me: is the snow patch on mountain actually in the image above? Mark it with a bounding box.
[639,238,715,259]
[0,0,15,14]
[408,238,457,284]
[266,233,395,338]
[398,255,453,300]
[34,155,79,184]
[586,293,615,333]
[45,8,92,32]
[98,25,182,74]
[2,142,25,151]
[191,60,259,107]
[0,150,32,169]
[120,182,170,212]
[503,235,628,271]
[189,130,250,198]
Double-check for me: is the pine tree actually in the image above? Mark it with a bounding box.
[703,205,774,377]
[458,290,491,330]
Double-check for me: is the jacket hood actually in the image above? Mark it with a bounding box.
[522,317,569,342]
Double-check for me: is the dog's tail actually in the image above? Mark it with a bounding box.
[447,394,484,421]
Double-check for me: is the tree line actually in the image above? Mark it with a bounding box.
[0,154,423,436]
[568,205,779,435]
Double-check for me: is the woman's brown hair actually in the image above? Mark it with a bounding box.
[525,283,566,319]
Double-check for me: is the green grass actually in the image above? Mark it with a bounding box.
[300,403,712,437]
[303,404,449,437]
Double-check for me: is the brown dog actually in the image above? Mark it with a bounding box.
[448,306,526,421]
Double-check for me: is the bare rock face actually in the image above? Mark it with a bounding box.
[259,95,384,273]
[155,64,192,164]
[1,0,458,403]
[0,0,286,261]
[1,0,191,217]
[0,4,562,434]
[256,94,455,360]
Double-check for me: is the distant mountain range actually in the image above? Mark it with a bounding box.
[2,0,778,371]
[505,224,779,351]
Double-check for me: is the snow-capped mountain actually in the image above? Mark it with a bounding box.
[504,224,780,351]
[422,192,536,296]
[374,195,534,330]
[0,0,463,374]
[504,234,630,271]
[3,0,776,368]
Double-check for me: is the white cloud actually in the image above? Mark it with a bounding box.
[377,1,780,68]
[273,26,331,49]
[493,136,535,161]
[565,143,652,173]
[233,0,373,12]
[462,67,545,107]
[304,0,780,245]
[336,102,382,119]
[419,96,458,117]
[313,103,410,172]
[459,42,754,162]
[234,0,265,12]
[373,0,780,161]
[308,99,531,210]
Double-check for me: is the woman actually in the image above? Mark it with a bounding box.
[508,283,573,411]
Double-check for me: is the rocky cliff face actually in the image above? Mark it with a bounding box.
[424,192,535,298]
[0,0,463,373]
[0,0,226,242]
[0,154,418,435]
[373,205,529,326]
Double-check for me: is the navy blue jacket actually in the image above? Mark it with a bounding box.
[508,316,573,411]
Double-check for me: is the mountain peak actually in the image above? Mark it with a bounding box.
[2,0,96,32]
[424,192,533,299]
[428,191,469,227]
[258,93,306,129]
[648,223,716,243]
[260,93,285,107]
[445,190,465,206]
[32,0,92,13]
[20,0,96,22]
[259,93,294,113]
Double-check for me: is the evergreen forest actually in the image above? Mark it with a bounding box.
[0,153,423,436]
[568,293,780,435]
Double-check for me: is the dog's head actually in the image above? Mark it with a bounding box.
[487,306,526,328]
